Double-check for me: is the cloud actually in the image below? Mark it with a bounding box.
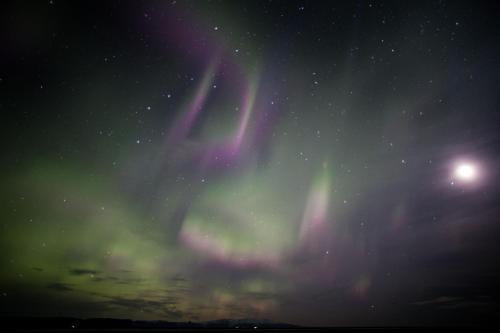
[116,277,144,285]
[47,282,74,292]
[171,275,187,283]
[92,276,143,285]
[412,296,463,306]
[69,268,101,276]
[102,295,183,319]
[90,276,120,283]
[412,296,498,310]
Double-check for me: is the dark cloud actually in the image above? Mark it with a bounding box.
[47,282,74,292]
[90,276,119,283]
[88,275,144,285]
[412,296,463,306]
[103,295,183,319]
[170,275,187,283]
[69,268,101,276]
[116,277,144,285]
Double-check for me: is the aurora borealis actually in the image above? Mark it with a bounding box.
[2,0,500,327]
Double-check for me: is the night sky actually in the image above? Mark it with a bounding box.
[2,0,500,327]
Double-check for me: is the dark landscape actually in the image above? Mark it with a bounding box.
[2,317,302,330]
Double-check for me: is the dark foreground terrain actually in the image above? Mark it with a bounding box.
[1,316,485,332]
[2,317,303,331]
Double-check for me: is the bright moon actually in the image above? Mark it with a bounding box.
[454,163,477,181]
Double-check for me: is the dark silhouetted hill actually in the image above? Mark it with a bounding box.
[2,316,301,330]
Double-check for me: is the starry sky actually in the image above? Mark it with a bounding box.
[2,0,500,327]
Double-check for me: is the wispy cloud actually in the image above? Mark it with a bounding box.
[412,296,497,310]
[69,268,101,276]
[412,296,463,306]
[103,295,183,319]
[47,282,74,292]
